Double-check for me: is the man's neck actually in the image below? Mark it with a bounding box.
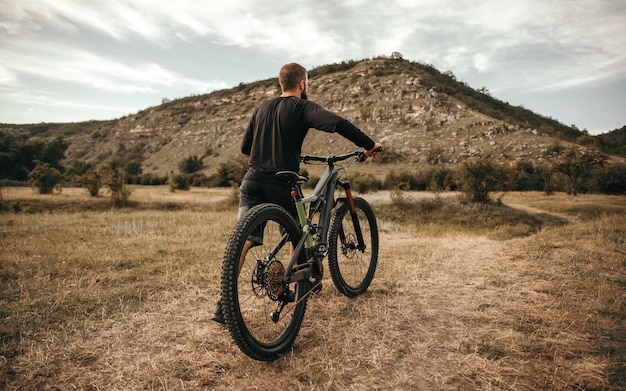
[280,90,301,98]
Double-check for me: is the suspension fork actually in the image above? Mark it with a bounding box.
[338,180,366,251]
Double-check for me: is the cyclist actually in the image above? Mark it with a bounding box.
[213,62,382,323]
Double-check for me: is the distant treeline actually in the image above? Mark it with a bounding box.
[1,127,624,200]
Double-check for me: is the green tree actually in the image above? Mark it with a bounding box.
[42,136,68,171]
[123,161,143,184]
[0,131,68,181]
[0,129,29,180]
[29,160,63,194]
[588,163,626,195]
[549,147,606,195]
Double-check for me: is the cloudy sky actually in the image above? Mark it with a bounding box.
[1,0,625,135]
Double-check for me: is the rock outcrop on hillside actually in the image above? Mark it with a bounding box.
[22,58,608,176]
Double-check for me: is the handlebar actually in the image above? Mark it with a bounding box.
[301,147,383,164]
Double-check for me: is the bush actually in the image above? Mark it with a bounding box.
[28,160,63,194]
[139,173,167,186]
[207,159,247,188]
[123,161,143,184]
[190,173,210,187]
[505,161,548,192]
[178,155,204,174]
[108,173,132,207]
[169,173,191,191]
[419,167,457,191]
[350,172,382,193]
[384,170,423,190]
[456,154,505,203]
[77,167,109,196]
[588,163,626,194]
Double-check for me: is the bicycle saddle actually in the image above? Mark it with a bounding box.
[275,171,308,185]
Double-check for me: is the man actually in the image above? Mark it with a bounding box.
[213,62,381,323]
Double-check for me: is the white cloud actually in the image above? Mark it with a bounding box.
[0,0,624,129]
[1,37,225,95]
[0,65,16,85]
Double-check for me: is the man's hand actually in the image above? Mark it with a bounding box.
[365,143,383,158]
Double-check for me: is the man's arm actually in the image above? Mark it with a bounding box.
[334,118,375,151]
[304,102,375,150]
[241,118,254,156]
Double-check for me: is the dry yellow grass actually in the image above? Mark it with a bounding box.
[1,189,624,390]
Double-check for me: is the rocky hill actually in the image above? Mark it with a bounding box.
[2,57,622,177]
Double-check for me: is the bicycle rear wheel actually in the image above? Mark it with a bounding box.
[328,197,379,297]
[220,203,309,361]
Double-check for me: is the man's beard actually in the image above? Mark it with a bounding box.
[301,89,308,100]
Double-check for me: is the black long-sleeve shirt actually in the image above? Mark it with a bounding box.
[241,96,375,184]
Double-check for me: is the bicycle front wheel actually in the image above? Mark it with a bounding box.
[220,203,309,361]
[328,197,379,297]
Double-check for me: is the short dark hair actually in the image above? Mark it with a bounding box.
[279,63,307,91]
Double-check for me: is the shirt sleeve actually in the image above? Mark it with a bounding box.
[334,118,376,150]
[304,101,375,150]
[241,113,254,156]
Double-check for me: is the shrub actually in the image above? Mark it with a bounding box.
[178,155,204,174]
[588,163,626,195]
[456,154,505,203]
[384,170,422,190]
[77,167,110,196]
[136,173,168,186]
[169,173,191,191]
[123,161,143,184]
[190,173,210,187]
[107,173,132,207]
[350,172,382,193]
[420,167,457,191]
[505,161,548,192]
[207,158,248,188]
[28,160,63,194]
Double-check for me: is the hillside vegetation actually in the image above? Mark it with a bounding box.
[1,58,624,178]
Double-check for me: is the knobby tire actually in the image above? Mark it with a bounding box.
[220,203,309,361]
[328,197,379,297]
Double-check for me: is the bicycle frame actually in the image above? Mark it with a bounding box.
[220,149,381,359]
[279,152,364,286]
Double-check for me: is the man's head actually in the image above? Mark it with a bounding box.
[279,63,308,99]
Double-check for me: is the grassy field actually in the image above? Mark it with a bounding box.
[1,187,625,390]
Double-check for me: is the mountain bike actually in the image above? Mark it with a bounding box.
[219,148,381,361]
